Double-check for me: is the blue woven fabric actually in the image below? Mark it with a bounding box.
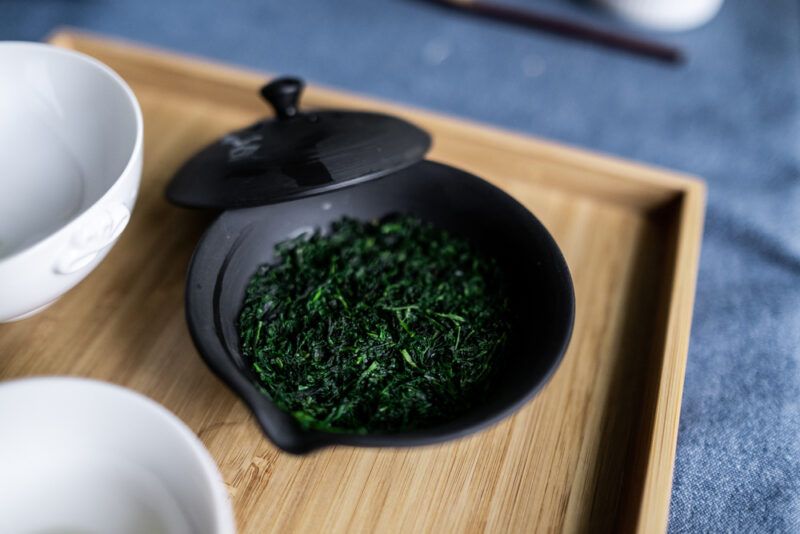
[3,1,799,530]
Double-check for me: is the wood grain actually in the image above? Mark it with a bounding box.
[0,30,704,533]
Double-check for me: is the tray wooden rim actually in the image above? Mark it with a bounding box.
[46,29,706,533]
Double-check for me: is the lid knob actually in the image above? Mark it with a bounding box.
[260,77,304,121]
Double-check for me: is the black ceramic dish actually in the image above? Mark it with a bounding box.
[173,78,575,454]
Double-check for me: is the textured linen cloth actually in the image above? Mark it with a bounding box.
[3,0,799,531]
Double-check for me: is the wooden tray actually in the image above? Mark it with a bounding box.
[0,30,705,533]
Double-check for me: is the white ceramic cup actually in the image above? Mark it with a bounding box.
[0,377,236,534]
[0,42,143,322]
[600,0,724,31]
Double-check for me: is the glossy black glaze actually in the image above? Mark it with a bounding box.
[184,161,574,454]
[167,78,431,209]
[260,76,304,120]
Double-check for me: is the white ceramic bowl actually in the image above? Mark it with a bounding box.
[0,377,236,534]
[0,42,143,322]
[600,0,724,31]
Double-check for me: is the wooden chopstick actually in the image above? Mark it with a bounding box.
[423,0,684,64]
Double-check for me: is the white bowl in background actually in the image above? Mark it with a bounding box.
[0,42,143,322]
[0,377,236,534]
[600,0,724,31]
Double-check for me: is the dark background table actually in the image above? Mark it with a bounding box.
[4,0,799,531]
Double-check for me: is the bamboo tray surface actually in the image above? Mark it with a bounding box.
[0,31,705,534]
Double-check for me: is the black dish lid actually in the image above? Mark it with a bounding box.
[166,77,432,209]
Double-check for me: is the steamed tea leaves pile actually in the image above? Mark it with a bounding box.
[238,215,511,433]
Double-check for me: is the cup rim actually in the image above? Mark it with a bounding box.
[0,376,236,534]
[0,42,144,263]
